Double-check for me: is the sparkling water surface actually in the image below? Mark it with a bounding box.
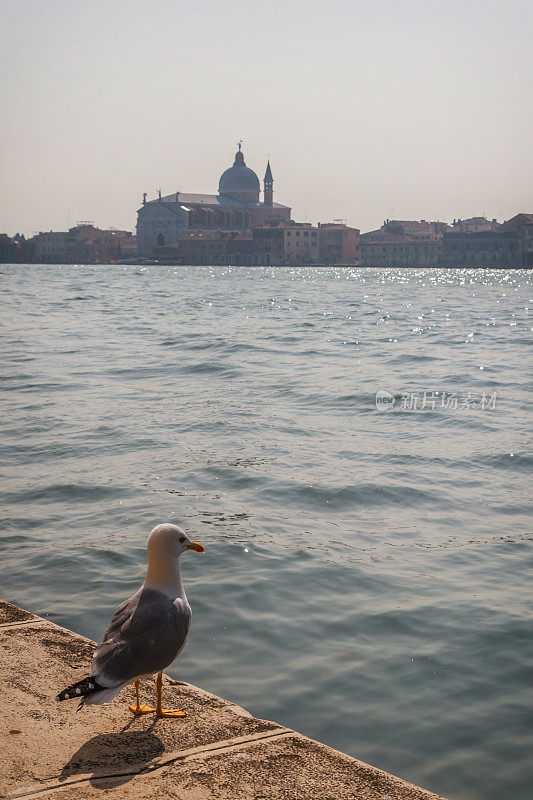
[1,264,531,800]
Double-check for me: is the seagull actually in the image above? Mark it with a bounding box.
[56,523,204,718]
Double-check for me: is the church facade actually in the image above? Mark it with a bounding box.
[136,145,291,257]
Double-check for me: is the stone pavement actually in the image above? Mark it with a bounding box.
[0,600,447,799]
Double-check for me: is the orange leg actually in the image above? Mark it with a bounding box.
[155,672,186,718]
[128,679,154,715]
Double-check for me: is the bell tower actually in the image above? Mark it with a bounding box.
[263,160,273,208]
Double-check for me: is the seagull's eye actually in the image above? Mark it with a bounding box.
[179,536,186,543]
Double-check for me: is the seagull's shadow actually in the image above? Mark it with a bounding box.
[59,728,164,789]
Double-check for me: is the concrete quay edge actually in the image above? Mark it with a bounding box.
[0,600,448,800]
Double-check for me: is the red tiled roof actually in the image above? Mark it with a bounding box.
[500,213,533,232]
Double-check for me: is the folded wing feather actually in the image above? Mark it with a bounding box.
[91,588,191,686]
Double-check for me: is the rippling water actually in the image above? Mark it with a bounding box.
[1,264,531,800]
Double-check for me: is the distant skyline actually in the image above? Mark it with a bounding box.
[1,0,532,237]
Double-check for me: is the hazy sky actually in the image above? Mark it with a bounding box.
[1,0,532,236]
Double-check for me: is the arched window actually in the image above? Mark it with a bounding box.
[156,233,165,246]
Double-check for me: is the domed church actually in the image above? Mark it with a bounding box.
[136,144,292,257]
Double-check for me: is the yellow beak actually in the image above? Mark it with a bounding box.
[187,541,205,553]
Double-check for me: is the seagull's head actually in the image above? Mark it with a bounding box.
[148,523,204,562]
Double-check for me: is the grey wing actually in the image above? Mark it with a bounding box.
[100,592,141,642]
[91,589,191,686]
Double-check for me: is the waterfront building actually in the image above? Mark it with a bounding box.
[440,229,514,267]
[451,216,500,233]
[440,213,533,267]
[0,234,22,263]
[136,145,291,257]
[34,231,68,263]
[359,213,532,268]
[359,219,449,267]
[515,215,533,267]
[156,226,286,266]
[31,224,136,264]
[380,219,450,239]
[360,237,441,267]
[283,222,320,264]
[65,224,136,263]
[155,220,360,266]
[318,222,360,265]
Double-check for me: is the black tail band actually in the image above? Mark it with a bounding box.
[56,676,104,702]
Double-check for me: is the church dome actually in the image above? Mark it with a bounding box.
[219,147,260,195]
